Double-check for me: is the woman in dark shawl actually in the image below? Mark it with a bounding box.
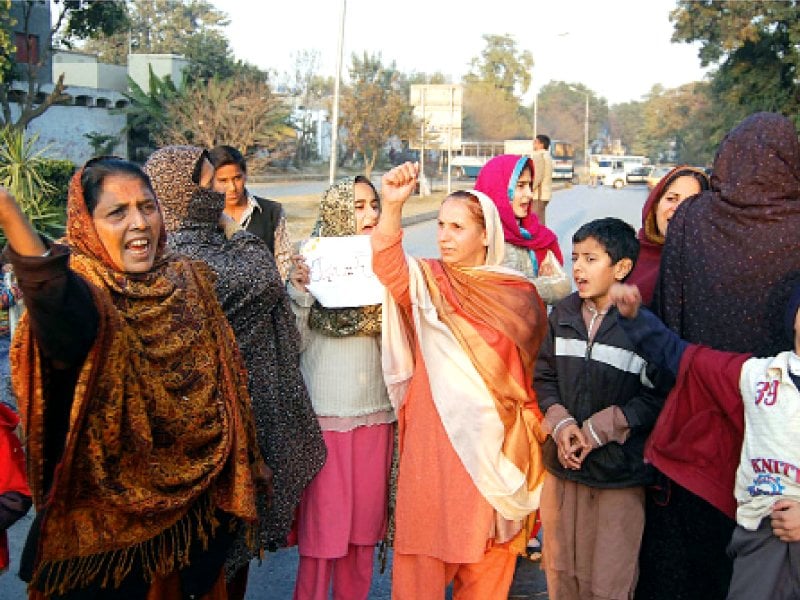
[143,146,326,597]
[638,112,800,600]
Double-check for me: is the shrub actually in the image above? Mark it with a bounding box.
[0,128,68,242]
[38,159,76,208]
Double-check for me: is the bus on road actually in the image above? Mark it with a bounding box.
[449,139,575,180]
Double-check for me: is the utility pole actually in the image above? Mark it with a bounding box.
[447,85,454,195]
[328,0,346,185]
[584,93,589,183]
[419,87,425,197]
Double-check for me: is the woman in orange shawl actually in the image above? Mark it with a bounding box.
[2,157,261,599]
[371,162,547,599]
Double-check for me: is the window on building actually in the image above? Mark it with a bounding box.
[14,33,39,64]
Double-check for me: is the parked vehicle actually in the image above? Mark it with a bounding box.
[626,165,655,184]
[551,140,576,181]
[603,168,628,189]
[645,166,674,190]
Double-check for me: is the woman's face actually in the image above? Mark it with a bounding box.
[354,181,380,235]
[511,165,534,219]
[656,175,702,236]
[437,198,487,267]
[92,174,162,273]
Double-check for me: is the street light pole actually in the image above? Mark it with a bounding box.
[567,84,590,184]
[583,93,589,183]
[328,0,346,185]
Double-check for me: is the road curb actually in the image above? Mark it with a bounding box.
[401,211,439,227]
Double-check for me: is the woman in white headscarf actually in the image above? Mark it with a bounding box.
[371,162,548,599]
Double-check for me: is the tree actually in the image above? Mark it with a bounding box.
[0,0,15,83]
[0,0,128,130]
[158,76,294,162]
[460,35,536,142]
[80,0,257,86]
[608,100,646,156]
[534,82,606,158]
[462,80,530,141]
[340,52,416,178]
[671,0,800,131]
[638,82,713,165]
[465,34,533,98]
[122,65,182,160]
[289,50,324,165]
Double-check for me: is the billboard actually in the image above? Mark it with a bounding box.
[409,84,463,150]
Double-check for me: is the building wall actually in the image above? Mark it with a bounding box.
[10,101,128,164]
[9,1,52,85]
[128,54,189,91]
[53,52,128,92]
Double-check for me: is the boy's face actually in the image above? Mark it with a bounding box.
[572,236,632,308]
[213,163,247,208]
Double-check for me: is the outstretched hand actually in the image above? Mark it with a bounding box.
[381,162,419,208]
[609,283,642,319]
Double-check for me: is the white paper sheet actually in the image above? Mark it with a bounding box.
[299,236,385,308]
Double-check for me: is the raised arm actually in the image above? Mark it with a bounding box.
[0,188,47,256]
[610,282,688,377]
[375,162,419,237]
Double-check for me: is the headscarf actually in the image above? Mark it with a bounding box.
[144,147,326,562]
[628,166,709,305]
[382,189,547,544]
[308,177,382,337]
[11,160,258,596]
[654,112,800,357]
[474,154,563,267]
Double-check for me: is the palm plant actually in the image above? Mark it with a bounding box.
[0,127,67,241]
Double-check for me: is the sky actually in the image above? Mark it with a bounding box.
[211,0,711,106]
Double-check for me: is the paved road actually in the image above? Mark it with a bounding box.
[403,183,647,266]
[0,183,648,599]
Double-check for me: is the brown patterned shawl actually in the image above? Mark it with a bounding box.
[10,163,258,595]
[308,177,382,337]
[144,146,326,571]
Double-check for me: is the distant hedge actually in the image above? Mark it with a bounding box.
[39,159,76,207]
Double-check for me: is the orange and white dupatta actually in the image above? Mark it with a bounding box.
[382,190,547,525]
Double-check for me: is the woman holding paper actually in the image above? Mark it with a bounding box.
[288,176,394,600]
[372,162,548,599]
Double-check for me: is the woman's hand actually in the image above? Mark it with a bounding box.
[376,162,419,237]
[381,162,419,208]
[609,283,642,319]
[288,254,310,293]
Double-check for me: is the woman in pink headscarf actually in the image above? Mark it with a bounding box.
[475,154,567,305]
